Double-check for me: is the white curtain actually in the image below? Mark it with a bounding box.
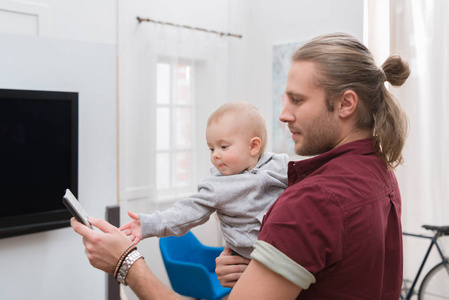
[150,23,230,246]
[391,0,449,231]
[367,0,449,286]
[119,13,232,297]
[146,22,230,107]
[147,22,230,188]
[121,20,230,202]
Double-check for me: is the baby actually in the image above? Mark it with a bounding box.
[120,102,288,258]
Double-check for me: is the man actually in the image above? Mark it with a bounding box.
[72,33,410,299]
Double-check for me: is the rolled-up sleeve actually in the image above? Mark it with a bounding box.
[251,240,316,289]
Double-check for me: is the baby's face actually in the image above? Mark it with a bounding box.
[206,115,255,175]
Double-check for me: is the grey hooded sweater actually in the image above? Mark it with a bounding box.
[140,152,289,258]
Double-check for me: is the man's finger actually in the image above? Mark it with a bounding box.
[71,217,94,237]
[222,245,233,255]
[88,217,119,234]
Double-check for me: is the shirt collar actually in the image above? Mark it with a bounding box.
[287,138,374,185]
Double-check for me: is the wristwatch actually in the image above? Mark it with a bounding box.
[116,250,144,286]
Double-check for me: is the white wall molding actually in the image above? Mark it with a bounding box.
[0,0,49,36]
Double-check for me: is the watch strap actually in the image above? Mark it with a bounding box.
[116,250,144,286]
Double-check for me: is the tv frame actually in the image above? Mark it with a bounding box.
[0,88,78,239]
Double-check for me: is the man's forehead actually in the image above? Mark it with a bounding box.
[285,61,321,93]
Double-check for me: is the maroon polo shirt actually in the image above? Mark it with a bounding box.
[258,138,402,299]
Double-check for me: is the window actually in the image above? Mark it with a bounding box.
[156,59,196,197]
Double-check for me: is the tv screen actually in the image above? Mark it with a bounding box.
[0,88,78,239]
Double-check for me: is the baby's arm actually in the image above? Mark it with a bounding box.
[119,211,142,245]
[140,183,217,239]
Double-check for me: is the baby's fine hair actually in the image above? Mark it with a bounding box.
[207,102,267,155]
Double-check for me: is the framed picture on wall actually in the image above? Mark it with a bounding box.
[272,42,302,155]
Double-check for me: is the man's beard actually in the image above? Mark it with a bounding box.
[294,110,339,156]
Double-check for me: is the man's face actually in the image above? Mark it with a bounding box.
[280,60,340,156]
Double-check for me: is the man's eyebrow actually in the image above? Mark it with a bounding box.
[285,91,306,98]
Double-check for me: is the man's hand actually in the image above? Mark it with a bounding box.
[71,217,133,273]
[215,246,251,288]
[119,211,142,245]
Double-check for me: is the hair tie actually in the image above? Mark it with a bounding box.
[379,67,387,82]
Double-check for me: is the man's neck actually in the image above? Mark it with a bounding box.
[334,128,372,149]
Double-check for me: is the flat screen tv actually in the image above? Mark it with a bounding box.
[0,88,78,239]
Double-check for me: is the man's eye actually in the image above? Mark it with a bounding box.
[221,145,228,149]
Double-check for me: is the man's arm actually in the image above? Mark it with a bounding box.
[229,259,302,300]
[71,217,301,300]
[70,217,183,300]
[123,259,181,300]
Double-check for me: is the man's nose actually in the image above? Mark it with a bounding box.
[279,101,295,123]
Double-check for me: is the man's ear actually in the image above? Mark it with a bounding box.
[249,137,262,156]
[338,90,358,119]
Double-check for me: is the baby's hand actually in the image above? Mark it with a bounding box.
[119,211,142,245]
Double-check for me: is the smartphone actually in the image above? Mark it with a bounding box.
[63,189,93,229]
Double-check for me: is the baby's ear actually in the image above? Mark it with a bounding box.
[250,137,262,156]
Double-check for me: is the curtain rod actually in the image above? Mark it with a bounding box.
[136,17,242,39]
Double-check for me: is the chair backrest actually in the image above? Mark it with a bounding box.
[159,232,231,300]
[160,231,202,262]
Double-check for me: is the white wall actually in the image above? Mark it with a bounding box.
[0,33,117,300]
[0,0,117,299]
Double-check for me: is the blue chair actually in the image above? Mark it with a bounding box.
[159,231,232,300]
